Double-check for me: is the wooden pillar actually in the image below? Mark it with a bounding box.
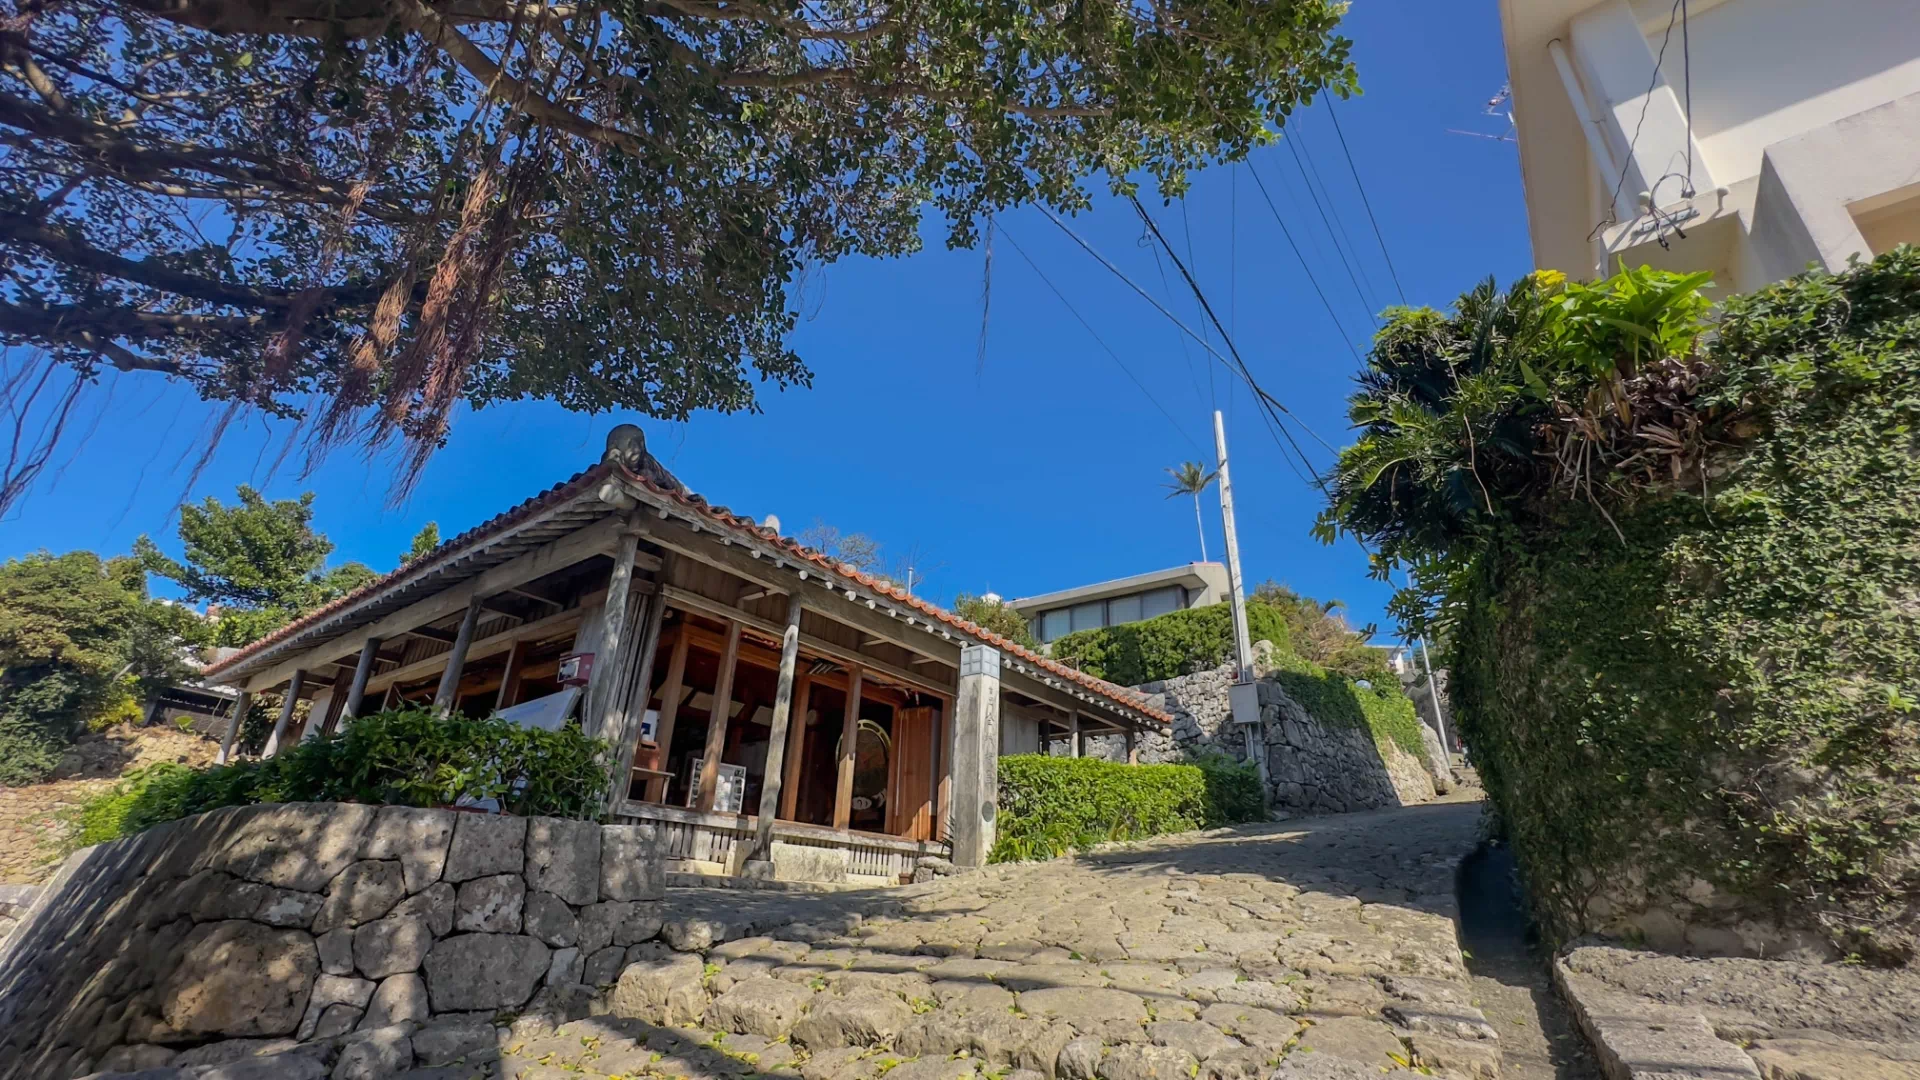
[605,586,668,812]
[494,640,531,712]
[1126,728,1139,765]
[1069,708,1082,758]
[215,690,251,765]
[263,669,306,758]
[344,638,381,720]
[432,600,484,713]
[645,628,690,804]
[587,524,643,737]
[832,667,864,830]
[694,621,742,812]
[935,697,952,841]
[779,675,812,820]
[750,597,805,862]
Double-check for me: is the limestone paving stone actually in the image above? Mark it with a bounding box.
[313,860,407,934]
[443,813,527,882]
[1384,1002,1498,1042]
[454,873,526,933]
[705,977,817,1038]
[359,806,456,894]
[1145,1020,1240,1061]
[1270,1054,1426,1080]
[609,951,709,1025]
[1197,1004,1302,1054]
[800,1046,879,1080]
[791,988,914,1048]
[1018,987,1151,1028]
[1098,1042,1201,1080]
[1410,1033,1502,1080]
[1201,1045,1269,1080]
[1294,1017,1412,1069]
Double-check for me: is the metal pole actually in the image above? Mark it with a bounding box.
[1416,637,1451,752]
[1213,411,1254,683]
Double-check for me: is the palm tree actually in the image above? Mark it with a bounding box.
[1163,461,1218,562]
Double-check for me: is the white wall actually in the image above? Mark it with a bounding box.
[1650,0,1920,186]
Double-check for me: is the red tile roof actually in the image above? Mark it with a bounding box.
[204,460,1171,726]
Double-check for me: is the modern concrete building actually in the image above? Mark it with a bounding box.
[1009,562,1232,647]
[1501,0,1920,291]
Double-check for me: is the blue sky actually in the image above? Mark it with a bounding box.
[0,0,1529,642]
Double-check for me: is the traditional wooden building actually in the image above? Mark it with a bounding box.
[201,428,1171,884]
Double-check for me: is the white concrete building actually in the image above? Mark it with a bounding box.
[1501,0,1920,291]
[1008,562,1232,647]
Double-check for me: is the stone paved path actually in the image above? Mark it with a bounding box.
[105,796,1572,1080]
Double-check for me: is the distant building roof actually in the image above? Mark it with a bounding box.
[1008,563,1230,613]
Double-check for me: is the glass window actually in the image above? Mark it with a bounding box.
[1070,601,1105,632]
[1106,593,1143,626]
[1040,609,1071,642]
[1141,586,1183,619]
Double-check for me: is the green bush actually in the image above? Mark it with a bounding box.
[1049,602,1291,686]
[990,753,1263,862]
[1265,650,1429,759]
[1319,250,1920,964]
[69,708,611,845]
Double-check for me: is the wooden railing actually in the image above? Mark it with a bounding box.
[612,800,935,883]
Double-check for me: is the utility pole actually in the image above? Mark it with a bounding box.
[1213,410,1254,683]
[1415,636,1451,751]
[1214,411,1268,809]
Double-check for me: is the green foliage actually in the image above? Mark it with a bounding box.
[1249,582,1395,685]
[990,753,1262,862]
[137,486,376,647]
[8,0,1356,475]
[1050,602,1291,686]
[404,523,442,565]
[1320,249,1920,964]
[952,593,1038,650]
[0,551,200,785]
[70,708,612,844]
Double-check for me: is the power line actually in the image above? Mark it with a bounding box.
[1323,96,1409,306]
[1123,195,1338,478]
[1292,121,1387,313]
[994,223,1208,456]
[1594,0,1690,239]
[1283,135,1379,329]
[1244,159,1366,364]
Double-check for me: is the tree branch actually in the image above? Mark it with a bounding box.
[399,0,643,154]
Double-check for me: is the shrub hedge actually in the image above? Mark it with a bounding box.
[69,708,610,846]
[990,752,1263,862]
[1048,601,1291,686]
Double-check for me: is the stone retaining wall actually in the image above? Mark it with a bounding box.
[1104,655,1438,815]
[0,802,665,1080]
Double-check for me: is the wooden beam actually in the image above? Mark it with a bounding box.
[587,521,642,738]
[262,669,306,757]
[494,640,532,712]
[779,674,812,820]
[694,621,742,812]
[433,600,485,712]
[606,578,669,812]
[751,596,804,861]
[237,516,637,693]
[833,667,863,830]
[343,638,381,720]
[505,586,564,610]
[661,585,953,698]
[363,606,583,698]
[405,625,459,644]
[645,628,692,804]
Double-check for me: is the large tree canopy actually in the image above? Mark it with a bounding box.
[0,0,1354,480]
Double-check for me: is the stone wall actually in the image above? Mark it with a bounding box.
[1110,654,1439,816]
[0,802,665,1080]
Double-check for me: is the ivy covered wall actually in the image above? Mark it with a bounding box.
[1321,251,1920,965]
